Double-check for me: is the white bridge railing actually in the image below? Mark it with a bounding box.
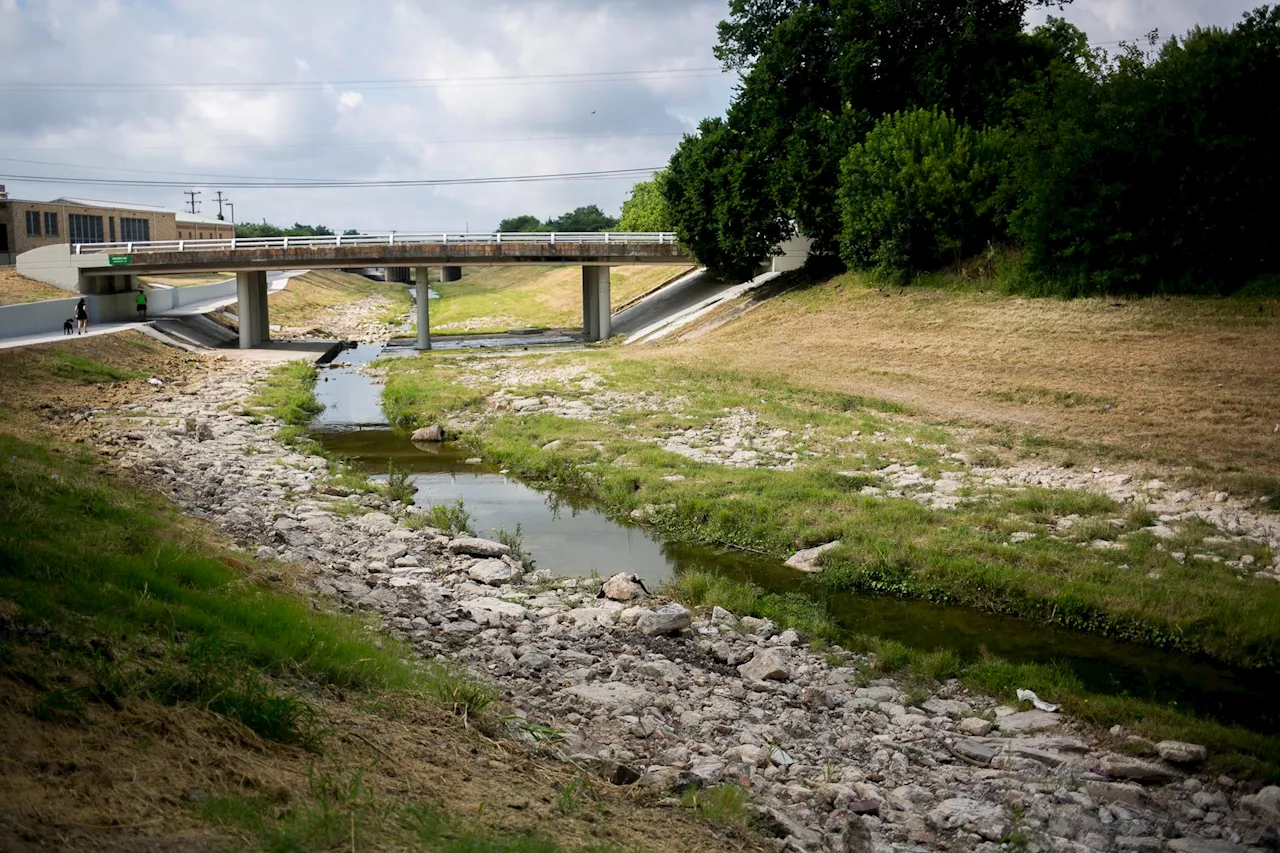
[73,231,680,255]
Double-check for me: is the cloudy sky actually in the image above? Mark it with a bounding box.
[0,0,1262,233]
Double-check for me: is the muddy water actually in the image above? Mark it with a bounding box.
[312,346,1278,730]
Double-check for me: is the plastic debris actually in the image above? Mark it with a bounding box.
[1016,689,1060,712]
[770,746,795,767]
[147,377,163,387]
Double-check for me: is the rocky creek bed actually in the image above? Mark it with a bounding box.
[75,360,1280,853]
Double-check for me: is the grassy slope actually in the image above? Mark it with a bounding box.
[0,266,73,305]
[244,269,412,329]
[431,264,694,334]
[0,340,763,853]
[660,268,1280,491]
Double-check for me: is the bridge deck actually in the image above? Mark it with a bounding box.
[71,232,688,275]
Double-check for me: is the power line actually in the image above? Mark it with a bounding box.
[0,66,728,94]
[0,166,664,190]
[0,130,685,154]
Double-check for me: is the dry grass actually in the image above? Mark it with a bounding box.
[0,266,73,306]
[651,275,1280,479]
[0,671,757,853]
[433,264,694,333]
[261,269,410,329]
[139,272,236,287]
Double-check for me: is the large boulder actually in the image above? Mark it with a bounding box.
[784,541,840,572]
[1240,785,1280,824]
[564,682,650,714]
[448,537,511,558]
[635,603,692,636]
[926,798,1007,842]
[1098,756,1178,786]
[468,558,520,586]
[1157,740,1207,765]
[601,572,648,602]
[738,648,791,684]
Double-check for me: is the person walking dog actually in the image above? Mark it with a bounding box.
[136,288,147,320]
[75,298,89,335]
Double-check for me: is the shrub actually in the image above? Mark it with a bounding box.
[838,108,1006,280]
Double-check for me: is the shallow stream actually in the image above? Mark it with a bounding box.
[312,345,1278,731]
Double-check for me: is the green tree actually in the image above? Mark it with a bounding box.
[1004,8,1280,294]
[665,118,792,282]
[618,173,673,231]
[545,205,618,232]
[839,108,1006,278]
[668,0,1074,277]
[497,215,543,232]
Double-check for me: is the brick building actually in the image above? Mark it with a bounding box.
[0,189,181,263]
[176,212,235,241]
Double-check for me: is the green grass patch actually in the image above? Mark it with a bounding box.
[247,360,323,444]
[680,784,750,831]
[381,357,491,429]
[46,351,146,384]
[0,429,478,748]
[662,571,839,642]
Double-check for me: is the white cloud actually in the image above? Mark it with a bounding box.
[0,0,1255,232]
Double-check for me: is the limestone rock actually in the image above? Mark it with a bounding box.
[410,424,445,442]
[952,739,999,765]
[1084,781,1147,806]
[738,648,791,683]
[1099,755,1178,785]
[784,540,840,572]
[1240,785,1280,824]
[1157,740,1208,765]
[635,603,692,636]
[564,681,650,713]
[463,597,529,623]
[448,537,511,558]
[1166,839,1250,853]
[468,558,520,586]
[957,717,994,736]
[926,797,1007,841]
[601,572,648,602]
[997,710,1061,734]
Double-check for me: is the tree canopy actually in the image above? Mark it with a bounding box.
[618,173,674,232]
[496,205,619,233]
[234,221,338,238]
[664,0,1280,295]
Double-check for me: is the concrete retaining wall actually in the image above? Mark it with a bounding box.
[0,292,137,338]
[0,277,236,341]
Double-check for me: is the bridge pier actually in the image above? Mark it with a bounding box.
[581,266,611,342]
[236,270,269,349]
[440,266,462,283]
[415,268,432,351]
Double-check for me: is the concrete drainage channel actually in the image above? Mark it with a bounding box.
[310,344,1280,732]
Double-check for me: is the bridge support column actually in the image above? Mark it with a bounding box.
[235,270,269,349]
[415,268,432,351]
[236,272,255,350]
[440,266,461,283]
[581,266,611,342]
[255,271,270,345]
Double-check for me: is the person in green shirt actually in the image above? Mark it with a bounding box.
[136,288,147,320]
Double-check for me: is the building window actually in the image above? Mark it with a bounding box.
[43,212,59,237]
[67,214,105,245]
[109,217,115,243]
[120,217,150,242]
[25,210,40,236]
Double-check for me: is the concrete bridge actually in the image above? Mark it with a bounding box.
[17,232,689,349]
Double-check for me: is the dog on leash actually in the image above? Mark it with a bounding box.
[63,318,75,335]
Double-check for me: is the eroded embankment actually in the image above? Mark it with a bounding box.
[68,353,1280,853]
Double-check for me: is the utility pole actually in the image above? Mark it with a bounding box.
[183,190,201,214]
[225,202,235,225]
[214,190,226,220]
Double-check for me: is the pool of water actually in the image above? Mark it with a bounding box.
[311,346,1280,731]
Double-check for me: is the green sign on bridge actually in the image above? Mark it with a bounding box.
[108,255,132,266]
